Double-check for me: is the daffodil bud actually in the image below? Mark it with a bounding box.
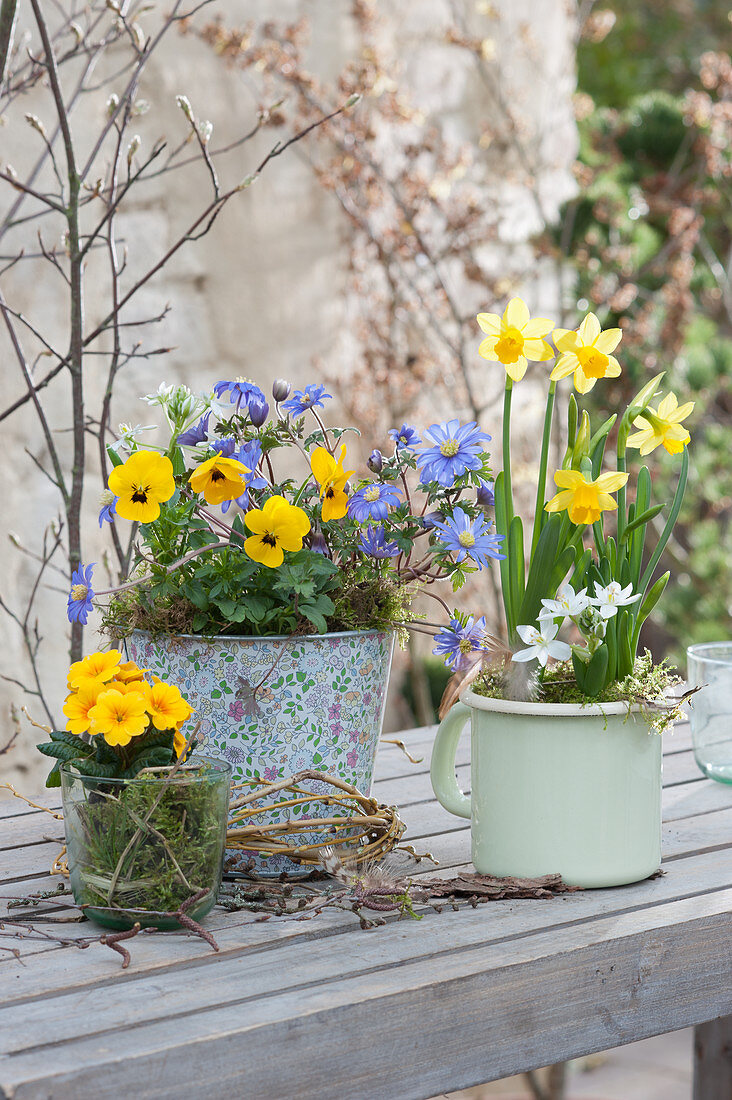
[272,379,291,403]
[571,410,591,469]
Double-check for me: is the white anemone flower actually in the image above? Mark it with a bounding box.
[109,422,157,454]
[541,583,590,619]
[591,581,641,619]
[512,619,572,667]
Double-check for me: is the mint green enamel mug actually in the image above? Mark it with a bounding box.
[430,689,663,888]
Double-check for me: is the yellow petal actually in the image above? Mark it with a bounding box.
[522,317,555,338]
[476,312,502,335]
[505,355,528,382]
[604,356,622,377]
[477,335,500,360]
[553,328,578,352]
[550,352,579,380]
[596,493,619,511]
[596,471,629,492]
[522,338,554,362]
[573,367,597,395]
[577,312,601,345]
[310,446,335,486]
[593,328,622,354]
[115,496,163,523]
[553,469,584,490]
[504,297,530,328]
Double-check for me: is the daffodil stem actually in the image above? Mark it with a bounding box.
[638,445,688,594]
[502,378,514,526]
[530,380,556,557]
[616,445,627,546]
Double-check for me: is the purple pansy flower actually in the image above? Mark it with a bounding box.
[347,482,401,523]
[416,419,491,487]
[359,525,399,559]
[431,507,505,568]
[389,424,421,449]
[432,615,488,671]
[282,383,332,417]
[67,562,95,625]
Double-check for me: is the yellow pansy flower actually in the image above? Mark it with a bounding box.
[244,495,311,568]
[545,469,629,526]
[311,445,354,521]
[63,683,102,737]
[108,451,176,523]
[476,297,555,382]
[143,680,193,731]
[626,392,694,456]
[550,313,622,394]
[189,454,249,506]
[88,688,149,747]
[67,649,122,691]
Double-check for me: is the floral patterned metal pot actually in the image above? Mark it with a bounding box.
[126,629,395,875]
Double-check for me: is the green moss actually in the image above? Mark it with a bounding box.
[472,651,683,733]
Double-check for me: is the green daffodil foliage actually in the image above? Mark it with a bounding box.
[479,298,692,699]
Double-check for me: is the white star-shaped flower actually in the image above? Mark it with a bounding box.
[512,618,572,667]
[590,581,641,620]
[541,583,590,619]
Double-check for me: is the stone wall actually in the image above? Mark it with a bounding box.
[0,0,577,791]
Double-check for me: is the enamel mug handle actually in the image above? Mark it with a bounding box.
[430,701,471,819]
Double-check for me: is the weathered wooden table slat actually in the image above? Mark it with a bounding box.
[1,720,731,1100]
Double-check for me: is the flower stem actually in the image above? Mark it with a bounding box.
[502,378,514,525]
[530,379,556,556]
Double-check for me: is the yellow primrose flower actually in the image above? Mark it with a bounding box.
[550,313,622,394]
[63,683,102,737]
[143,680,193,731]
[310,445,354,521]
[67,649,122,691]
[626,392,694,456]
[244,495,311,568]
[545,469,629,526]
[189,454,249,506]
[108,450,176,523]
[112,660,149,684]
[173,728,188,759]
[476,297,555,382]
[88,688,149,747]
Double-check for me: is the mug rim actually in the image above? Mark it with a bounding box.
[460,686,642,717]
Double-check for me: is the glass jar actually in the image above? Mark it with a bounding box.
[61,756,231,930]
[687,642,732,785]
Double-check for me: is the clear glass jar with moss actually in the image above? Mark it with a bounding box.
[60,756,231,931]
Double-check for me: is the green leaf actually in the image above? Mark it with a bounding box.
[106,444,124,469]
[508,516,525,619]
[583,644,609,697]
[45,762,62,789]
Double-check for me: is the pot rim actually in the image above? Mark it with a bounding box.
[128,627,394,644]
[60,753,232,785]
[460,686,642,717]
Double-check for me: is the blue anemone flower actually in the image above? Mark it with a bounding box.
[347,482,401,523]
[416,419,491,487]
[282,384,332,417]
[67,563,95,625]
[98,495,117,527]
[476,479,495,508]
[359,525,399,559]
[389,424,421,449]
[431,507,505,568]
[177,412,211,447]
[221,441,268,514]
[432,615,488,671]
[210,437,237,458]
[248,394,269,427]
[213,379,267,413]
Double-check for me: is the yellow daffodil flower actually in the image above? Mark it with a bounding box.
[476,297,555,382]
[244,495,311,568]
[88,688,149,747]
[108,450,176,523]
[67,649,122,691]
[626,392,694,456]
[189,454,249,506]
[63,684,102,737]
[143,680,193,731]
[310,445,354,521]
[545,469,629,526]
[550,313,622,394]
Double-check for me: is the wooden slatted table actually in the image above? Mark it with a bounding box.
[1,720,731,1100]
